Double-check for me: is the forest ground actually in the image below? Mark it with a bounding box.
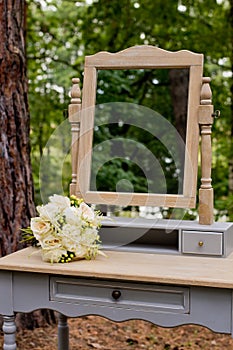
[1,315,233,349]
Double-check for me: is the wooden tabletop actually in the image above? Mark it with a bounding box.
[0,247,233,289]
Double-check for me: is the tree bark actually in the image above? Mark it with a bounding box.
[0,0,56,329]
[0,0,36,256]
[169,68,189,142]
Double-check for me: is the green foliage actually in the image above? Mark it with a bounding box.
[26,0,232,220]
[26,0,84,202]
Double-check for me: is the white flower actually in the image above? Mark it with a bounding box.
[36,203,59,221]
[61,237,81,252]
[60,224,82,250]
[79,202,95,221]
[49,194,70,211]
[73,245,88,258]
[30,217,51,240]
[40,234,62,250]
[81,228,98,245]
[61,223,81,237]
[41,247,67,263]
[63,207,82,226]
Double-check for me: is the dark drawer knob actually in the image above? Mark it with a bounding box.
[112,290,121,300]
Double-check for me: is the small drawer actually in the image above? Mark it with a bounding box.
[182,230,223,256]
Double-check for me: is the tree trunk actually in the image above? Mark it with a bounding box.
[0,0,35,254]
[0,0,56,329]
[168,68,189,188]
[169,68,189,142]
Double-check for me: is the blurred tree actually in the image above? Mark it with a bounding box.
[26,0,232,219]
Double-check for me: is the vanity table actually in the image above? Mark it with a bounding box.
[1,245,233,350]
[1,46,233,349]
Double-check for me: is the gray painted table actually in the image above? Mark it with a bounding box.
[1,246,233,349]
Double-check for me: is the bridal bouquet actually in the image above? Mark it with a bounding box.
[22,194,103,263]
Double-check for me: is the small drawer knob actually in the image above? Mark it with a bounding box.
[112,290,121,300]
[198,241,204,247]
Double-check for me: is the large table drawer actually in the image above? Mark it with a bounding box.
[50,277,190,314]
[182,230,223,256]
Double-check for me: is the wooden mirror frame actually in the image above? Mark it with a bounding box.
[69,46,214,224]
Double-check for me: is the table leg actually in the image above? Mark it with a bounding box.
[58,313,69,350]
[2,315,17,350]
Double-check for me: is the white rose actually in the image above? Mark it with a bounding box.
[30,217,51,241]
[40,234,62,249]
[49,194,70,211]
[79,202,95,221]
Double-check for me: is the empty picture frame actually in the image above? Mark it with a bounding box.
[76,45,203,208]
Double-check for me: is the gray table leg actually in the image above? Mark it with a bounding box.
[2,315,17,350]
[58,313,69,350]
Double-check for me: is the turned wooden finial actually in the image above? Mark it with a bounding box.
[71,78,81,105]
[69,77,82,195]
[201,77,212,105]
[198,77,214,225]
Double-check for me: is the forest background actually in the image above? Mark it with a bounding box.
[27,0,233,221]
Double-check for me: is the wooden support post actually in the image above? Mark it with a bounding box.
[69,78,82,196]
[198,77,214,225]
